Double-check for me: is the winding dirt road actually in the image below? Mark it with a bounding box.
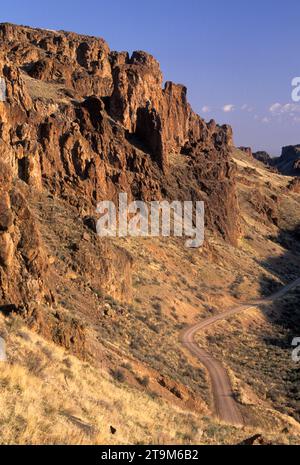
[181,277,300,426]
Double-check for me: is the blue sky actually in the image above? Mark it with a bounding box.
[2,0,300,155]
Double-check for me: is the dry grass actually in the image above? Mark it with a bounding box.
[195,303,300,431]
[22,72,73,104]
[0,313,202,444]
[2,313,298,445]
[0,314,236,445]
[1,148,300,444]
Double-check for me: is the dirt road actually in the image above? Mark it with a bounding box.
[181,277,300,426]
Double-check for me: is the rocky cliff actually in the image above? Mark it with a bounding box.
[238,146,252,158]
[272,145,300,175]
[253,151,272,165]
[0,23,240,347]
[253,145,300,175]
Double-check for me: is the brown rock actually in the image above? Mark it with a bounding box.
[238,434,271,446]
[0,22,241,318]
[287,177,300,193]
[0,232,14,267]
[0,192,13,231]
[238,146,253,157]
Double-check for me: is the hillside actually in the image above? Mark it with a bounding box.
[0,23,300,445]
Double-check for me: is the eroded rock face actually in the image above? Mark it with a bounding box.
[253,151,272,165]
[272,145,300,175]
[238,146,253,158]
[249,189,278,226]
[0,22,113,98]
[0,23,239,241]
[0,23,240,331]
[0,160,49,308]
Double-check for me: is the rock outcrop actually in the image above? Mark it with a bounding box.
[272,145,300,175]
[238,146,253,157]
[0,160,49,308]
[287,177,300,193]
[0,23,240,345]
[0,23,239,234]
[253,151,272,165]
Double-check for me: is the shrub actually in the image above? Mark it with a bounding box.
[136,375,150,387]
[110,369,126,383]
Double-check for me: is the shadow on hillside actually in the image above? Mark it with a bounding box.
[257,223,300,341]
[248,225,300,421]
[258,225,300,291]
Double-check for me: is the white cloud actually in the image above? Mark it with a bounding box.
[262,117,270,124]
[282,103,300,113]
[222,104,235,113]
[269,102,300,115]
[241,104,253,112]
[201,105,211,113]
[269,103,282,114]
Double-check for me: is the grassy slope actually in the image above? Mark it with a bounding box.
[1,149,300,444]
[1,312,299,445]
[194,150,300,432]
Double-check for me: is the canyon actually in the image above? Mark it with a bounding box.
[0,23,300,445]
